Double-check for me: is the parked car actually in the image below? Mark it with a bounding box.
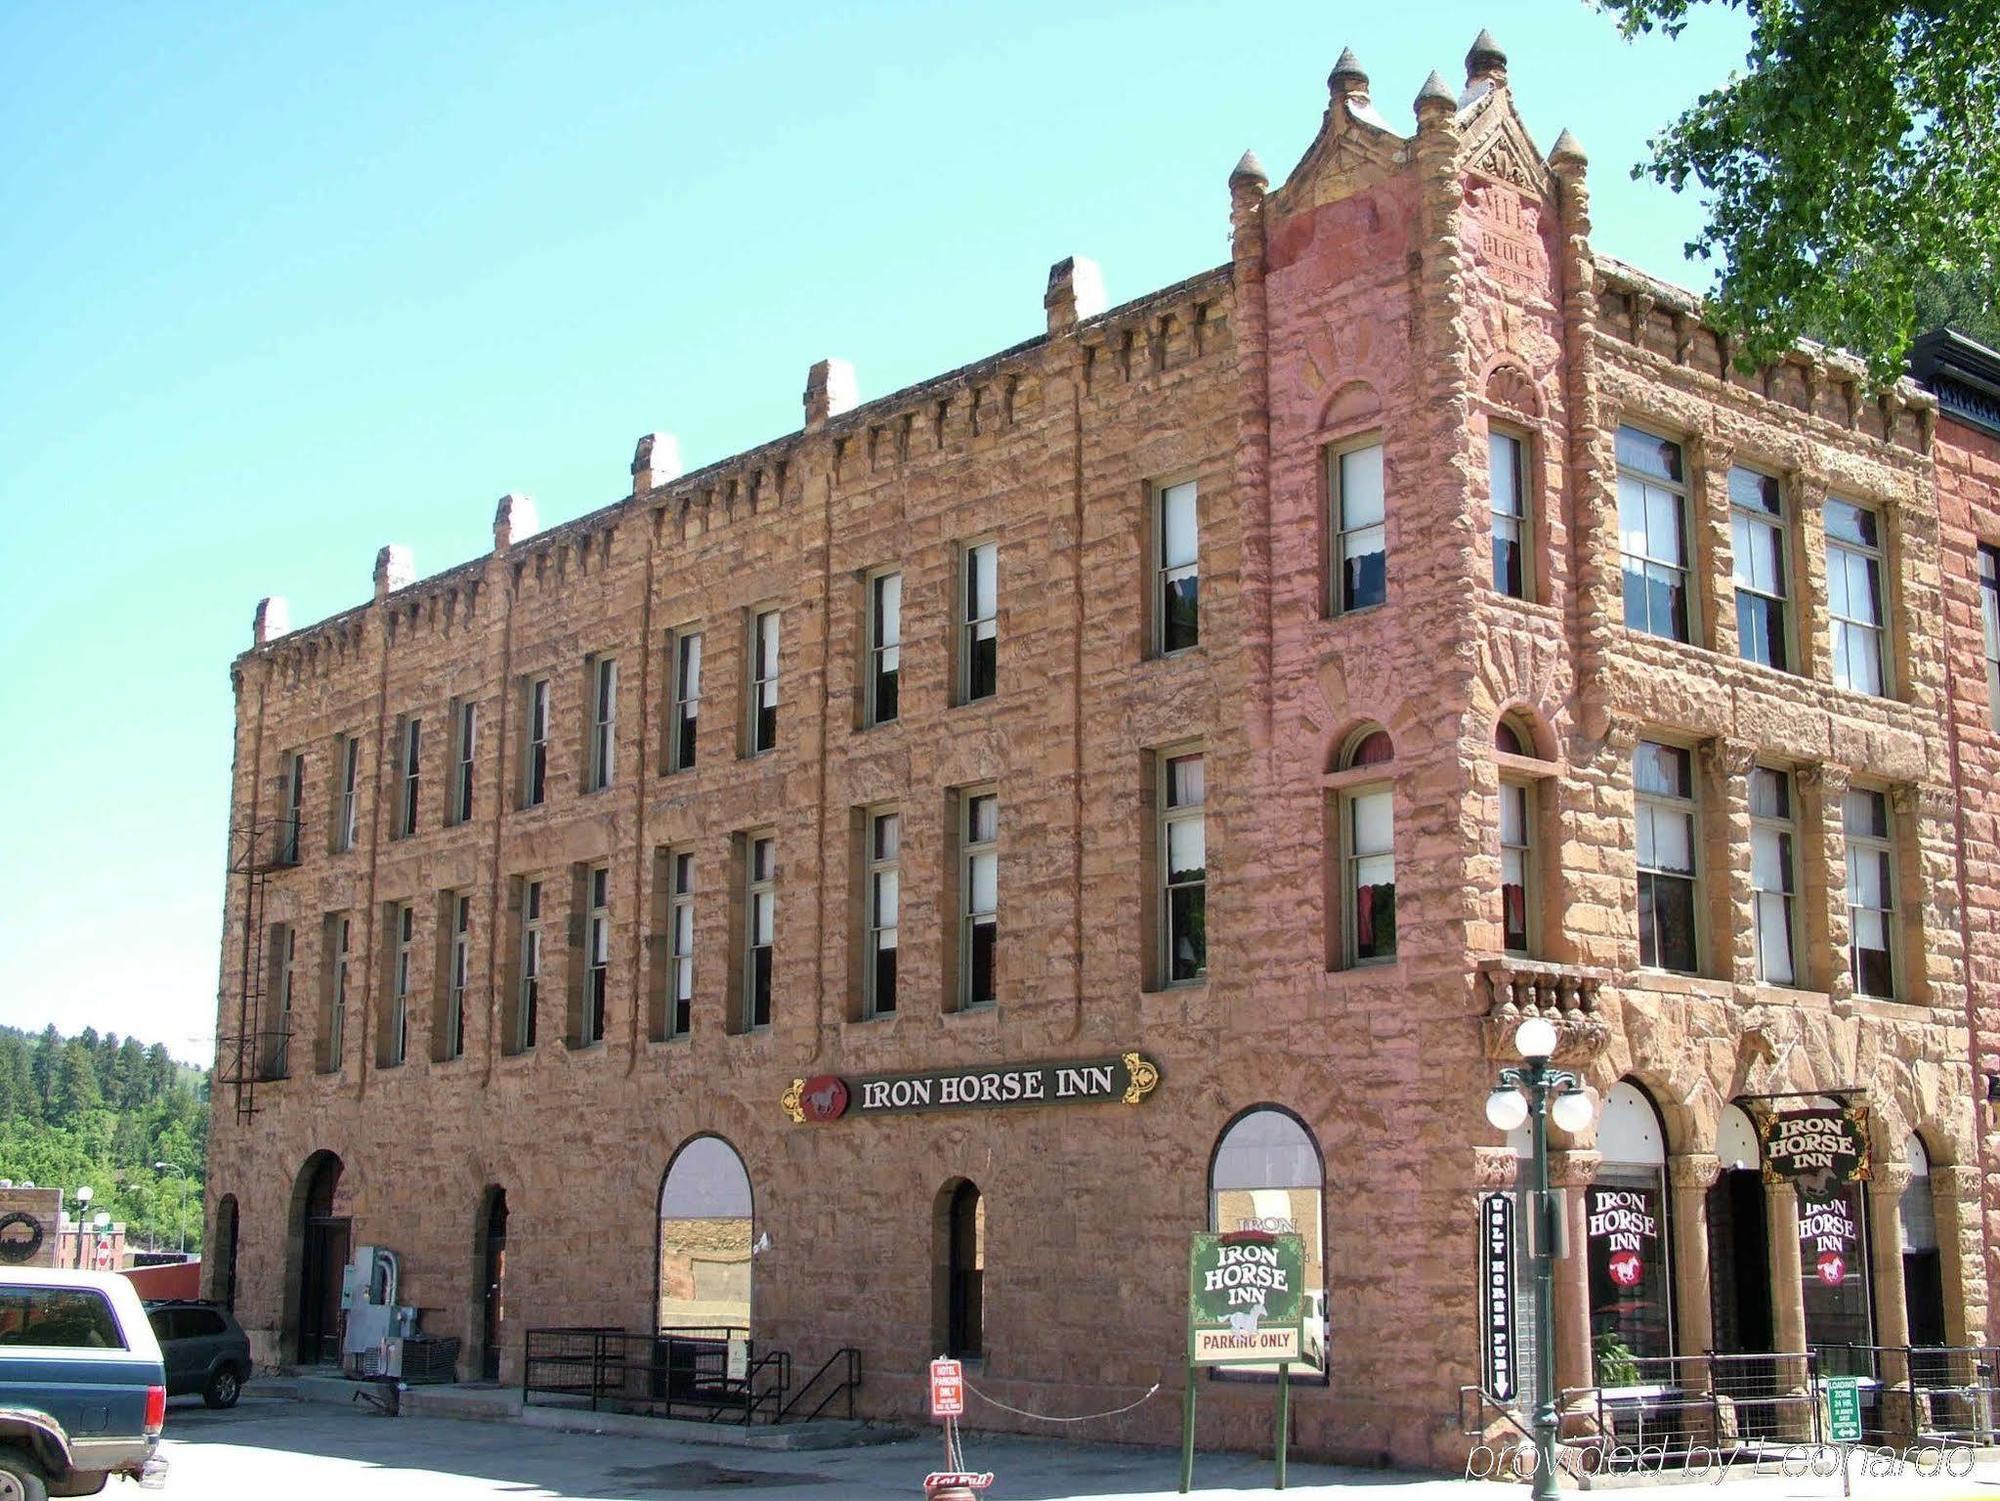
[0,1267,167,1496]
[144,1299,253,1408]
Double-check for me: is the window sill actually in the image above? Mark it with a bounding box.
[566,1040,607,1054]
[952,692,1001,713]
[1625,970,1733,999]
[944,1003,999,1024]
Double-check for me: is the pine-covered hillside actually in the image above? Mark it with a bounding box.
[0,1025,207,1252]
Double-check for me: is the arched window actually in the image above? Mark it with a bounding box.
[1798,1130,1875,1376]
[1209,1108,1326,1374]
[1901,1135,1945,1349]
[657,1137,753,1335]
[1588,1083,1673,1383]
[1493,715,1547,957]
[476,1187,509,1382]
[1707,1105,1774,1365]
[936,1181,984,1360]
[1332,729,1395,966]
[211,1195,239,1312]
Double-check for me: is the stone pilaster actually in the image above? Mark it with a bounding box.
[1670,1153,1722,1367]
[1549,1149,1601,1396]
[1800,762,1854,1001]
[1702,737,1759,987]
[1692,434,1740,659]
[1764,1182,1814,1439]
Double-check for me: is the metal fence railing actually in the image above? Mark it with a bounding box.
[523,1326,788,1425]
[1811,1345,2000,1444]
[1563,1351,1824,1453]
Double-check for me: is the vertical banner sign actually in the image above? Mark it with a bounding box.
[1188,1230,1307,1365]
[1479,1194,1517,1403]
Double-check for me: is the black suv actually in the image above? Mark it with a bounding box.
[144,1300,253,1408]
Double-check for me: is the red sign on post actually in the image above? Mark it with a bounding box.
[929,1358,965,1418]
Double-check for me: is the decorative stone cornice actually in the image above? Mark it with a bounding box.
[1479,959,1613,1063]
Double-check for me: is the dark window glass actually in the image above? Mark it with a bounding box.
[0,1289,125,1349]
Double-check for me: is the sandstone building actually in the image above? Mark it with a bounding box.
[208,35,1993,1467]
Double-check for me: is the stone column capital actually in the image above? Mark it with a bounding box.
[1701,735,1758,781]
[1871,1163,1913,1196]
[1931,1164,1981,1201]
[1670,1153,1723,1191]
[1798,761,1852,800]
[1548,1149,1603,1189]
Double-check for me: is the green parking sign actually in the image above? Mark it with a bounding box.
[1825,1377,1862,1442]
[1188,1230,1306,1366]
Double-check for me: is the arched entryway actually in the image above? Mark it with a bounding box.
[1900,1135,1945,1348]
[657,1137,752,1335]
[209,1195,239,1311]
[1707,1103,1774,1357]
[1588,1081,1674,1386]
[290,1152,349,1366]
[934,1180,984,1360]
[474,1187,508,1381]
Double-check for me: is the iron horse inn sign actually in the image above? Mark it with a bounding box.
[782,1052,1161,1124]
[1758,1102,1872,1203]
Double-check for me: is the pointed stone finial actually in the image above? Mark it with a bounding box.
[1415,70,1456,116]
[1229,149,1269,189]
[1045,256,1108,333]
[1548,128,1587,170]
[1328,46,1369,101]
[1466,28,1507,86]
[493,492,540,554]
[253,596,290,645]
[631,432,682,495]
[804,358,858,429]
[374,545,414,601]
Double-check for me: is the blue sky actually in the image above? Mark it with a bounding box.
[0,2,1750,1063]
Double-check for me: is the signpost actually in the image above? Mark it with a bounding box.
[1180,1230,1307,1493]
[929,1358,965,1419]
[1825,1376,1861,1498]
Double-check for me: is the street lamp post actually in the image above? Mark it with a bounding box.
[71,1186,94,1270]
[153,1162,189,1256]
[1485,1017,1597,1501]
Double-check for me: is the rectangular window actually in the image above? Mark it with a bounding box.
[960,542,998,703]
[321,914,350,1073]
[1490,430,1528,600]
[867,572,902,726]
[961,792,998,1008]
[280,752,305,865]
[864,810,900,1017]
[335,734,361,852]
[1161,753,1207,983]
[749,610,780,754]
[524,678,550,808]
[386,902,413,1067]
[668,853,694,1038]
[1616,426,1692,642]
[1844,789,1896,998]
[1730,467,1790,671]
[1981,545,2000,728]
[1635,740,1699,973]
[669,631,702,773]
[582,865,609,1044]
[588,657,618,792]
[451,700,476,825]
[1749,766,1797,986]
[0,1288,126,1350]
[443,893,470,1060]
[1333,441,1387,613]
[1156,481,1199,653]
[1344,786,1396,964]
[397,716,422,838]
[264,924,294,1079]
[745,835,776,1028]
[516,880,542,1050]
[1499,781,1532,956]
[1827,500,1887,696]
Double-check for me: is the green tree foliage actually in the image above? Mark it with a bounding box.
[1607,0,2000,384]
[0,1026,207,1253]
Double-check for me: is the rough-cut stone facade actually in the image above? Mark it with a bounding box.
[208,37,1991,1468]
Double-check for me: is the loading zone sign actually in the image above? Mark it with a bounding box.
[1188,1230,1306,1366]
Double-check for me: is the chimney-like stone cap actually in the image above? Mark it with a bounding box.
[374,544,414,599]
[804,358,858,428]
[631,431,683,493]
[1045,256,1108,331]
[1230,149,1269,188]
[493,492,540,553]
[1466,28,1507,84]
[1328,46,1368,99]
[1549,128,1587,169]
[253,595,291,645]
[1415,70,1457,113]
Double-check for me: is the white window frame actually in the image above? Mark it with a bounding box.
[281,751,305,864]
[1634,740,1700,974]
[960,790,998,1009]
[1730,465,1791,672]
[524,678,550,808]
[1843,788,1898,999]
[451,700,476,825]
[445,893,470,1060]
[1748,765,1798,986]
[517,880,543,1051]
[1499,778,1533,957]
[1340,784,1396,967]
[960,541,998,704]
[669,629,702,773]
[324,915,349,1073]
[864,808,901,1018]
[1331,438,1387,615]
[268,924,294,1078]
[1160,751,1207,985]
[588,657,618,792]
[1981,545,2000,729]
[1616,425,1693,644]
[1489,427,1529,602]
[1826,498,1889,697]
[388,901,413,1067]
[398,716,422,838]
[749,610,781,755]
[667,852,694,1037]
[1155,480,1199,655]
[745,834,776,1029]
[867,571,902,728]
[583,865,609,1043]
[336,734,360,852]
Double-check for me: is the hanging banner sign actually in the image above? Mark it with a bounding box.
[1759,1104,1871,1203]
[1479,1194,1517,1403]
[783,1052,1160,1123]
[1188,1230,1306,1366]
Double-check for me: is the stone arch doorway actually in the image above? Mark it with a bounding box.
[474,1186,508,1381]
[289,1151,348,1366]
[210,1195,239,1311]
[934,1179,984,1360]
[1708,1102,1774,1356]
[656,1136,753,1335]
